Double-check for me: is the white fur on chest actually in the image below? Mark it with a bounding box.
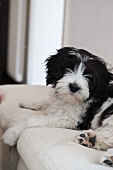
[45,98,88,129]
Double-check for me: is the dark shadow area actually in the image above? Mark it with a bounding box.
[1,72,21,85]
[0,0,19,85]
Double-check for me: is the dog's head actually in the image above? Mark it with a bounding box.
[45,47,113,103]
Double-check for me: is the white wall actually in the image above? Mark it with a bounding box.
[27,0,65,85]
[63,0,113,65]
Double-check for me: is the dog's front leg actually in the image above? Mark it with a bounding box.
[100,149,113,167]
[19,100,50,111]
[1,115,72,146]
[1,116,51,146]
[1,121,26,146]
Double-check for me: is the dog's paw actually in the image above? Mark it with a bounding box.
[77,129,96,148]
[1,125,22,146]
[100,157,113,167]
[19,101,44,111]
[19,101,35,109]
[100,149,113,167]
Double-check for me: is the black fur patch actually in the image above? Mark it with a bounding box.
[78,85,113,130]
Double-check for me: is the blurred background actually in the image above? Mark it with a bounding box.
[0,0,113,85]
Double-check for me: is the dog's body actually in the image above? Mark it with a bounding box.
[2,47,113,167]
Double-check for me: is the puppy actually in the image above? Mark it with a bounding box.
[1,47,113,167]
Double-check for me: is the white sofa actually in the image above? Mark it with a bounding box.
[0,85,112,170]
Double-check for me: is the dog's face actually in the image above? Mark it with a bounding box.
[45,47,113,103]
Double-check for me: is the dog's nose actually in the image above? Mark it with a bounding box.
[69,83,79,93]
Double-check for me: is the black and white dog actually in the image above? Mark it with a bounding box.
[2,47,113,167]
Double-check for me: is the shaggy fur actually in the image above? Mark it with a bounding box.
[2,47,113,167]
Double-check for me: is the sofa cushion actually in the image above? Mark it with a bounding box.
[17,128,111,170]
[0,85,52,131]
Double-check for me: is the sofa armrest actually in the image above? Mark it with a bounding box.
[17,128,106,170]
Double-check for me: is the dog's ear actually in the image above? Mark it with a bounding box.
[45,47,80,86]
[109,72,113,82]
[87,59,113,99]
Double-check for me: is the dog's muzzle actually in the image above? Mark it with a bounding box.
[69,83,79,93]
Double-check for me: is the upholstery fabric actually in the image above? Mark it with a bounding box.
[17,128,111,170]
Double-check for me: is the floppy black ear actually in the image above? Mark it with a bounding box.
[88,59,113,99]
[45,47,80,86]
[109,72,113,82]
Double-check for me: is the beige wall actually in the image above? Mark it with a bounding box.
[63,0,113,65]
